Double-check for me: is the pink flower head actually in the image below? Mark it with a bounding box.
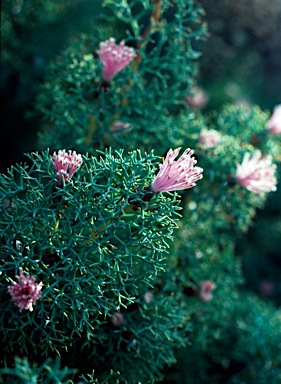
[144,291,154,304]
[198,281,215,302]
[199,128,222,149]
[110,312,125,327]
[266,105,281,134]
[97,38,137,82]
[235,151,277,195]
[110,120,133,137]
[186,86,209,109]
[259,280,274,297]
[150,147,203,193]
[8,268,43,311]
[52,149,83,186]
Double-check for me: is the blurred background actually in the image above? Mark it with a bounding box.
[198,0,281,309]
[1,0,280,327]
[199,0,281,112]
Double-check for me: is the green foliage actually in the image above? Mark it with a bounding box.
[0,148,188,382]
[236,184,281,307]
[193,134,272,234]
[0,149,180,348]
[34,0,208,155]
[1,0,73,105]
[1,0,281,383]
[213,103,280,161]
[0,356,76,384]
[165,294,281,384]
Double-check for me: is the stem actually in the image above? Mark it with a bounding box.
[142,0,163,40]
[86,114,98,144]
[136,0,163,63]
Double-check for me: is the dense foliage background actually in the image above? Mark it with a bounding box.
[1,0,280,383]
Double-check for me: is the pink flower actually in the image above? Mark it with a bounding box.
[144,291,154,304]
[235,151,277,195]
[150,147,203,193]
[199,128,222,149]
[110,312,125,327]
[266,105,281,134]
[259,280,274,297]
[110,120,132,137]
[97,38,137,82]
[198,281,215,302]
[186,86,209,109]
[52,149,83,186]
[8,268,43,311]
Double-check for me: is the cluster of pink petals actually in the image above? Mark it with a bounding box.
[198,281,215,302]
[266,104,281,134]
[150,147,203,193]
[52,149,83,186]
[110,312,125,327]
[8,268,43,311]
[110,120,133,136]
[235,151,277,195]
[186,86,209,110]
[97,38,137,82]
[199,128,222,149]
[144,291,154,304]
[259,279,274,297]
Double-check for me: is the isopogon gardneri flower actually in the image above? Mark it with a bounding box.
[97,38,137,82]
[266,105,281,135]
[199,128,222,149]
[144,291,154,304]
[149,147,203,193]
[110,120,133,137]
[186,86,209,110]
[52,149,83,186]
[110,312,125,327]
[8,268,43,311]
[198,281,215,302]
[235,151,277,195]
[259,280,274,297]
